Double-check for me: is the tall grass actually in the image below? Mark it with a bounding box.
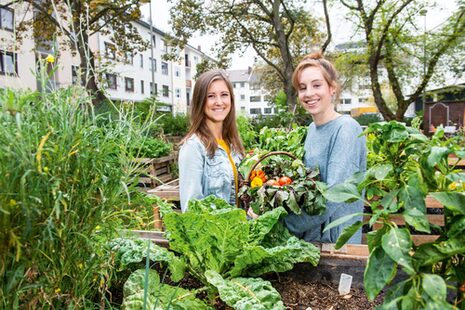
[0,86,149,308]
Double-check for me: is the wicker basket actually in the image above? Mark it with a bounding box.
[242,151,298,186]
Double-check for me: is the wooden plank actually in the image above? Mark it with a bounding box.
[425,195,444,209]
[371,214,444,227]
[448,157,465,167]
[412,234,439,245]
[152,154,176,164]
[155,166,169,175]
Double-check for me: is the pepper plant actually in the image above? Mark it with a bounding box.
[324,121,465,309]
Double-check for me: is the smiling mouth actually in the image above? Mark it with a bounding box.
[303,99,319,107]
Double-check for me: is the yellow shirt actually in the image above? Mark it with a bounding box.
[217,139,239,207]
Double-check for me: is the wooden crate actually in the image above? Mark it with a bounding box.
[134,154,177,187]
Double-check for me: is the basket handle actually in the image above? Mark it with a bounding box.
[246,151,298,182]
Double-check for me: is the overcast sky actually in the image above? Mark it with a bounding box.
[141,1,457,70]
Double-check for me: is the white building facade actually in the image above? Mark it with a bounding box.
[227,68,275,117]
[0,2,213,114]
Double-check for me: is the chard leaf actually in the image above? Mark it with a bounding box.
[205,270,284,310]
[248,207,287,245]
[229,236,319,278]
[163,207,248,277]
[286,191,300,214]
[364,246,397,301]
[381,228,415,275]
[122,269,211,310]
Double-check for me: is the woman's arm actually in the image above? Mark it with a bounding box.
[179,139,205,212]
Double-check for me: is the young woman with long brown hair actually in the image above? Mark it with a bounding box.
[178,69,245,211]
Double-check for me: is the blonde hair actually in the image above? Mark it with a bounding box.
[292,52,340,100]
[181,69,245,157]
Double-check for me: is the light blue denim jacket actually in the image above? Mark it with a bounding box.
[178,135,242,212]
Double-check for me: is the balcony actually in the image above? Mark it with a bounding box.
[186,80,192,88]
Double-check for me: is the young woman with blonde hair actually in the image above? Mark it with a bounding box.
[178,69,245,211]
[284,52,367,243]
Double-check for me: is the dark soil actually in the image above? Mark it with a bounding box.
[108,263,384,309]
[270,275,384,310]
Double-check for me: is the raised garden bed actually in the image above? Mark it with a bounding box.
[134,153,177,188]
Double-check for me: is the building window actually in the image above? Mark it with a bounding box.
[250,108,261,115]
[193,55,198,65]
[71,65,79,85]
[0,51,17,75]
[141,80,144,94]
[162,85,169,97]
[233,83,237,88]
[151,35,157,47]
[175,88,181,98]
[240,82,245,88]
[104,42,116,60]
[140,54,143,68]
[150,82,157,95]
[359,97,368,103]
[161,39,168,52]
[241,106,246,111]
[240,94,245,101]
[125,77,134,92]
[340,98,352,105]
[124,51,133,65]
[161,62,168,75]
[185,54,190,67]
[250,96,261,102]
[149,57,157,72]
[105,73,117,89]
[175,67,180,77]
[0,7,14,31]
[249,83,260,90]
[359,84,371,90]
[264,108,272,114]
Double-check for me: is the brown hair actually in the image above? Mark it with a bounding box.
[181,69,245,157]
[292,52,340,99]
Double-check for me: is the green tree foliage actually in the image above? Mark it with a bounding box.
[168,0,328,112]
[335,0,465,120]
[9,0,149,102]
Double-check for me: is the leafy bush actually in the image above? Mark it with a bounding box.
[237,115,258,150]
[0,87,149,308]
[326,121,465,308]
[128,136,173,158]
[257,125,307,158]
[157,113,190,137]
[354,113,383,126]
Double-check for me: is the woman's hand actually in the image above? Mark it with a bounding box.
[247,207,259,219]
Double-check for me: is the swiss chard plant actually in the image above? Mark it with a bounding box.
[324,121,465,309]
[115,196,320,309]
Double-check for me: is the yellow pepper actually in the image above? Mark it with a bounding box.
[251,177,263,188]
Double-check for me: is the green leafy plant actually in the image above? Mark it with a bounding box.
[256,125,307,159]
[117,196,320,309]
[128,137,173,158]
[0,86,157,308]
[324,121,465,308]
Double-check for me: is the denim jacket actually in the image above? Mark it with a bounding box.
[178,135,242,212]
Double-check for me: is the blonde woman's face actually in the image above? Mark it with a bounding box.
[297,66,335,117]
[203,80,231,124]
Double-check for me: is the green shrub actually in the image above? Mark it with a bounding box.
[157,113,190,137]
[128,136,173,158]
[237,115,258,150]
[354,113,383,126]
[0,87,149,308]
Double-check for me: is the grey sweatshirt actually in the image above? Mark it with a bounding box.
[284,115,367,243]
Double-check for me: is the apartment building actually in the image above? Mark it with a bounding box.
[227,68,275,117]
[0,2,213,114]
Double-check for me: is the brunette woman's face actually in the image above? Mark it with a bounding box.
[203,80,231,124]
[297,66,335,117]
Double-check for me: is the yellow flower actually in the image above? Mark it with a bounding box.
[448,182,458,191]
[54,287,61,294]
[46,55,55,63]
[251,177,263,188]
[9,199,17,207]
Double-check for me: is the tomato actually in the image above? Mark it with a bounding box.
[265,179,280,187]
[278,176,292,186]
